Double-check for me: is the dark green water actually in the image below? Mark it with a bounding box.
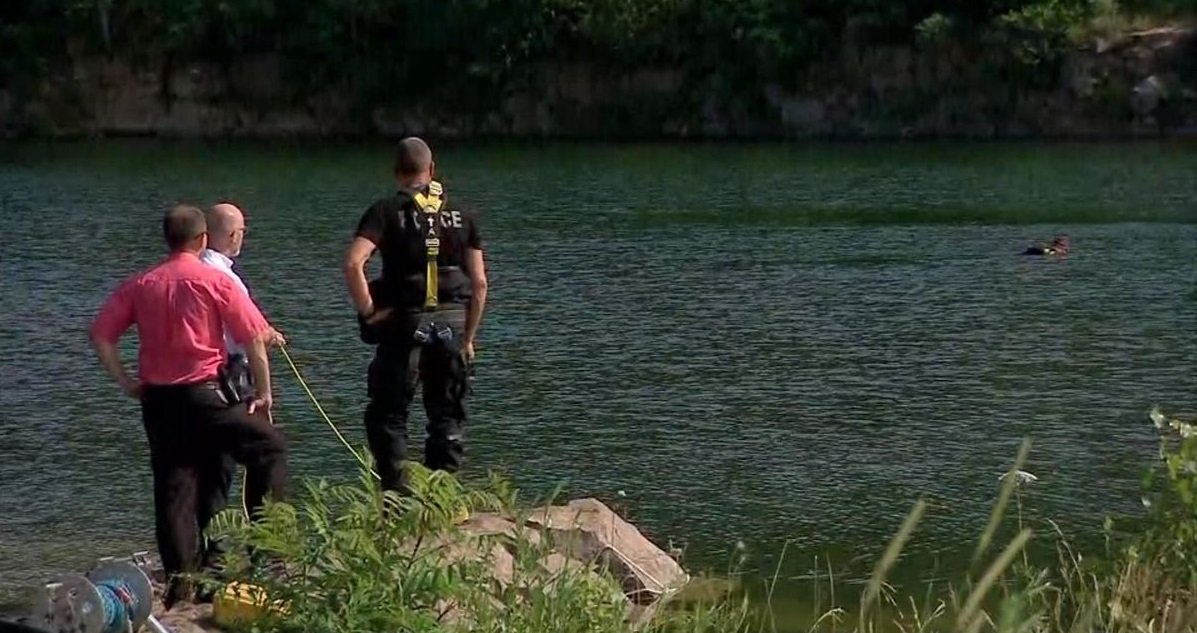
[0,140,1194,615]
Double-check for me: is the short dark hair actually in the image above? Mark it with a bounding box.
[163,204,207,250]
[393,137,433,176]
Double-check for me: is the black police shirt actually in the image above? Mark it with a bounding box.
[355,186,483,308]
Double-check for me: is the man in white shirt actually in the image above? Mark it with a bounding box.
[197,201,283,579]
[200,203,285,345]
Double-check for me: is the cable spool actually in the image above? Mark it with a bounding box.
[32,556,168,633]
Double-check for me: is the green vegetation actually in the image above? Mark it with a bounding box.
[205,464,752,633]
[780,408,1197,632]
[206,406,1197,632]
[2,0,1193,120]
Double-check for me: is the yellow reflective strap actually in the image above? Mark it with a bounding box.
[425,231,440,309]
[413,194,443,213]
[425,259,439,309]
[414,180,445,310]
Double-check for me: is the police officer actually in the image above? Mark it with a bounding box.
[343,137,488,495]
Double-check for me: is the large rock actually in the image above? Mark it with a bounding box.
[437,499,687,628]
[523,498,689,604]
[454,498,690,603]
[1132,74,1166,118]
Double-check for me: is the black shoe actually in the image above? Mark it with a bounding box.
[162,578,193,611]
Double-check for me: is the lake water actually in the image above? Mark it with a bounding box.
[0,140,1194,616]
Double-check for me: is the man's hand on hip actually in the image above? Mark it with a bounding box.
[119,375,141,400]
[365,307,393,325]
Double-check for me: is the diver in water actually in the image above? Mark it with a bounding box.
[1022,234,1070,256]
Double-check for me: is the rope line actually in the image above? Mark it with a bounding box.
[278,345,378,478]
[239,343,381,518]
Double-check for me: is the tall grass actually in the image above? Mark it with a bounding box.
[758,406,1197,633]
[205,406,1197,633]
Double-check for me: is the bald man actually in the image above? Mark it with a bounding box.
[345,137,488,496]
[198,201,284,576]
[201,202,285,350]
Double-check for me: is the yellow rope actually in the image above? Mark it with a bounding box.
[278,344,378,478]
[240,344,380,518]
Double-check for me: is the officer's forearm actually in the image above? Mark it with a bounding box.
[465,279,487,343]
[344,261,373,314]
[245,336,272,399]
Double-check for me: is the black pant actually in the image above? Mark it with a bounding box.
[196,354,253,571]
[365,308,471,494]
[141,381,287,605]
[197,452,235,570]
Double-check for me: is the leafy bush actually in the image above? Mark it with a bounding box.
[1123,407,1197,585]
[205,460,753,633]
[915,12,956,47]
[996,0,1091,65]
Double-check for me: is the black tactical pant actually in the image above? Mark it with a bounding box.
[365,307,471,494]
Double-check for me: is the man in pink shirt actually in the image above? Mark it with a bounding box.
[90,204,288,608]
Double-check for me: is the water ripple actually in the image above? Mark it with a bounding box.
[0,141,1194,595]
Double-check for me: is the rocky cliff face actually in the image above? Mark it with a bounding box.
[2,27,1193,139]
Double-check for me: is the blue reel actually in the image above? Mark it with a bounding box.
[32,554,170,633]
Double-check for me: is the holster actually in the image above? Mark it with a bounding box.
[217,353,254,405]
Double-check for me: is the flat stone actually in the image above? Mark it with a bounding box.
[526,498,690,603]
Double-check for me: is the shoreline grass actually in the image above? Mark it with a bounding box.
[693,406,1197,633]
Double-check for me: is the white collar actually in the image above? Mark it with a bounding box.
[202,248,234,269]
